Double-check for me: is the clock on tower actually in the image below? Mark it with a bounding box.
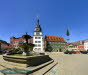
[33,18,44,52]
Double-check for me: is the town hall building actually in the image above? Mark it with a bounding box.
[33,19,44,52]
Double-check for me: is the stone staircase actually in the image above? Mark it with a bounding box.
[0,58,55,74]
[33,61,58,75]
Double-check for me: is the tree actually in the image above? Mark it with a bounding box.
[66,29,70,36]
[66,28,70,50]
[19,43,35,56]
[66,29,70,41]
[19,43,30,54]
[28,43,35,52]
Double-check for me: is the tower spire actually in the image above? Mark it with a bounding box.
[37,16,39,25]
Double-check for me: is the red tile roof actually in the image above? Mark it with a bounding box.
[28,38,33,41]
[10,37,33,42]
[45,35,65,42]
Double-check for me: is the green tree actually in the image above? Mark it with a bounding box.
[66,29,70,36]
[19,43,30,54]
[66,29,70,41]
[19,43,35,56]
[29,43,35,51]
[66,28,70,50]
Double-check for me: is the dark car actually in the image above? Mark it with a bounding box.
[0,50,3,54]
[7,50,23,55]
[80,51,88,54]
[71,50,76,54]
[7,50,14,55]
[2,50,9,54]
[64,50,72,54]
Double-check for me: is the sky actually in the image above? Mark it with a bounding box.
[0,0,88,43]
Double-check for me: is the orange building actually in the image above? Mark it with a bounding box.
[10,36,33,48]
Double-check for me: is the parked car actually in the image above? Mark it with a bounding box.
[7,50,14,55]
[64,50,72,54]
[6,50,23,55]
[0,50,3,54]
[71,50,80,54]
[2,50,9,54]
[80,51,88,54]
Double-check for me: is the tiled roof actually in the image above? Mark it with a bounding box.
[28,38,33,41]
[11,37,33,41]
[45,35,65,42]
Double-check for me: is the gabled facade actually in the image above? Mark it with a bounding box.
[0,40,9,50]
[45,35,66,52]
[10,36,33,48]
[67,43,78,51]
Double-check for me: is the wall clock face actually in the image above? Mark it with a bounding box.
[36,28,40,31]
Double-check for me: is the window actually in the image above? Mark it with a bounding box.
[10,42,13,44]
[49,42,51,44]
[38,41,41,43]
[14,45,16,47]
[36,32,40,35]
[35,37,37,39]
[30,41,32,43]
[38,37,41,39]
[35,44,37,47]
[35,37,41,39]
[38,48,41,50]
[35,41,37,43]
[35,48,37,50]
[38,44,41,47]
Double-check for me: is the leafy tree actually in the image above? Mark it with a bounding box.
[66,29,70,36]
[28,43,35,51]
[66,29,70,50]
[15,48,21,50]
[66,29,70,41]
[19,43,30,52]
[19,43,35,56]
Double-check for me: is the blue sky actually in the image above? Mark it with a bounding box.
[0,0,88,43]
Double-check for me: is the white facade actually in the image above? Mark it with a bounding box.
[84,41,88,50]
[33,32,44,52]
[33,19,44,52]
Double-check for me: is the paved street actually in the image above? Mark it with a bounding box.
[46,52,88,75]
[0,53,88,75]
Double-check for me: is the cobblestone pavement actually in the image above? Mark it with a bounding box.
[45,52,88,75]
[1,53,88,75]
